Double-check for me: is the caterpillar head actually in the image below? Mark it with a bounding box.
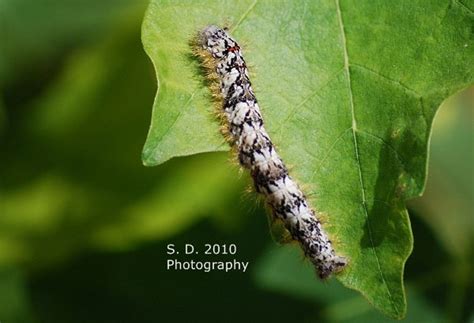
[198,25,238,58]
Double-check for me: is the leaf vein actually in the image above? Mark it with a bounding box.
[351,63,422,98]
[335,0,399,315]
[454,0,474,14]
[152,89,199,151]
[356,129,407,172]
[309,127,352,182]
[276,68,345,136]
[230,0,258,33]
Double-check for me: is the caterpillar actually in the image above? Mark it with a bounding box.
[193,25,347,279]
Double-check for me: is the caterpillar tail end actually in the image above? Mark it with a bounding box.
[316,255,348,280]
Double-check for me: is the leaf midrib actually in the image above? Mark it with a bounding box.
[335,0,399,315]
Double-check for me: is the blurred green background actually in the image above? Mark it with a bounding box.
[1,1,472,322]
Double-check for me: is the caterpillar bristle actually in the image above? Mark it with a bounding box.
[317,212,329,225]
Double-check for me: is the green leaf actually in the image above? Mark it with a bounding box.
[141,0,473,318]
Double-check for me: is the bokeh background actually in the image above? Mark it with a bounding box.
[1,1,473,322]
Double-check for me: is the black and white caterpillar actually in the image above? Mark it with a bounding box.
[194,25,347,279]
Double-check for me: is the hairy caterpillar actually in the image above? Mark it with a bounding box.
[193,25,347,279]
